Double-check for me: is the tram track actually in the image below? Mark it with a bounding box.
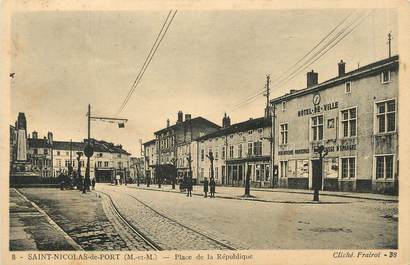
[97,191,162,251]
[99,189,238,250]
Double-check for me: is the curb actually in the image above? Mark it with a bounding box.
[126,186,353,205]
[14,188,84,251]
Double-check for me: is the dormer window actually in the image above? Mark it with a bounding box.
[381,69,390,84]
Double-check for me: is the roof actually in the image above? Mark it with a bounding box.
[28,138,52,148]
[154,116,220,135]
[53,141,85,151]
[271,55,399,104]
[196,117,271,141]
[143,139,156,146]
[53,139,131,155]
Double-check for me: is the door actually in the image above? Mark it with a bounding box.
[312,159,323,190]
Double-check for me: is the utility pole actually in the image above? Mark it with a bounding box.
[387,31,393,58]
[263,75,276,188]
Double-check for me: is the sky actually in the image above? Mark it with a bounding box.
[10,9,397,156]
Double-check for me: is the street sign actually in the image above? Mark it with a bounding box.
[84,144,94,158]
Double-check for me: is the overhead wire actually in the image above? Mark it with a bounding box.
[116,10,177,115]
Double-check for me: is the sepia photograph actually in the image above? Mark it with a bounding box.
[2,1,409,264]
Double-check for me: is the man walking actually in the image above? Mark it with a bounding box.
[203,178,209,198]
[210,177,216,198]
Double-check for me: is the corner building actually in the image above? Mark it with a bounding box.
[271,55,399,194]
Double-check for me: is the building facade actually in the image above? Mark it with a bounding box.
[154,111,220,182]
[52,139,131,182]
[194,115,272,187]
[271,55,399,194]
[27,131,53,178]
[143,139,157,184]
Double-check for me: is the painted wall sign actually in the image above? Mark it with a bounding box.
[278,144,356,156]
[297,101,339,117]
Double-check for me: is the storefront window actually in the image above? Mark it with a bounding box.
[376,155,394,179]
[341,157,355,179]
[324,158,338,178]
[280,161,288,178]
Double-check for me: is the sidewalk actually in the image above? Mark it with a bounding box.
[9,188,83,251]
[125,183,398,203]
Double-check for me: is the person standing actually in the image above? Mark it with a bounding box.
[210,177,216,198]
[186,177,192,197]
[203,178,209,198]
[91,178,96,190]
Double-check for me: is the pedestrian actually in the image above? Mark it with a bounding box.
[210,177,216,198]
[186,177,192,197]
[91,178,96,190]
[203,178,209,198]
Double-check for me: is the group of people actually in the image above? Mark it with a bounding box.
[58,172,96,192]
[180,176,216,198]
[202,177,216,198]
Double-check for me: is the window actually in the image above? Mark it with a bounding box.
[282,101,286,111]
[118,162,123,168]
[33,148,38,155]
[229,146,234,158]
[341,157,355,179]
[248,130,253,135]
[311,115,324,141]
[215,147,219,159]
[66,152,69,156]
[65,160,70,167]
[57,151,60,156]
[280,161,288,178]
[345,82,351,94]
[222,147,226,160]
[215,167,219,180]
[201,149,205,161]
[257,128,263,134]
[104,161,109,167]
[375,155,394,179]
[376,100,396,133]
[238,144,243,158]
[341,108,357,137]
[97,161,102,168]
[44,149,48,155]
[253,141,262,156]
[280,123,288,144]
[247,142,253,156]
[381,69,390,84]
[208,148,212,157]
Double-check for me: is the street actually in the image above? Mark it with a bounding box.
[15,185,397,250]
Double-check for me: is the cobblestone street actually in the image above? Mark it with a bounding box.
[12,185,398,250]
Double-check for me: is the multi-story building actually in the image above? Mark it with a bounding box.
[154,111,220,182]
[143,139,156,183]
[27,131,53,177]
[271,55,399,194]
[52,139,131,182]
[193,114,272,187]
[129,157,145,183]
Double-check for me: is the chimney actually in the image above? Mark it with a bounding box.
[222,113,231,128]
[47,132,53,145]
[338,60,346,77]
[32,131,38,139]
[185,114,191,121]
[307,70,318,88]
[177,111,183,124]
[166,119,170,127]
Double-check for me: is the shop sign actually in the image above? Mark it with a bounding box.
[278,144,356,156]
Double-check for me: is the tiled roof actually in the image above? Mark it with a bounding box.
[271,55,399,103]
[52,139,131,155]
[196,117,271,141]
[154,117,220,135]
